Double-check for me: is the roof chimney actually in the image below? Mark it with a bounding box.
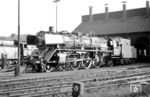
[146,0,150,17]
[49,26,53,33]
[105,4,109,20]
[89,6,93,22]
[122,1,127,19]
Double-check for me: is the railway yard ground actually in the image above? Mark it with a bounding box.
[0,63,150,97]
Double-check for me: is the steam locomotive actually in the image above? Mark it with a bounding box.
[0,35,37,68]
[28,31,124,72]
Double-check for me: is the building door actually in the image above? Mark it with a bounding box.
[135,37,149,62]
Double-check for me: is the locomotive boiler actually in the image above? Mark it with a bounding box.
[29,32,113,72]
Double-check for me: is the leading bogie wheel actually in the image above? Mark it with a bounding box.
[32,64,42,72]
[45,64,52,72]
[59,63,67,71]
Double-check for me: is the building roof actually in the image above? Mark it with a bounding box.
[10,34,27,43]
[0,36,14,41]
[73,8,150,35]
[11,34,35,44]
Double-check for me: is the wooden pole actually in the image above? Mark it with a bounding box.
[15,0,20,76]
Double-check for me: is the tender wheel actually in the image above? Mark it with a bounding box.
[120,59,124,65]
[7,60,13,66]
[70,61,81,70]
[131,58,135,63]
[107,59,114,67]
[45,64,52,72]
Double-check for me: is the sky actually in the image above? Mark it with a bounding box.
[0,0,147,36]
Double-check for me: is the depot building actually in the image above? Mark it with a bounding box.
[73,1,150,62]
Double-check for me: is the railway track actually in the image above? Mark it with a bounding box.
[0,64,150,97]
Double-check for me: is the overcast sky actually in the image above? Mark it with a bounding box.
[0,0,147,36]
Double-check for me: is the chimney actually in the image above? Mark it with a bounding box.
[122,1,127,19]
[146,0,150,17]
[49,26,53,33]
[105,4,109,20]
[89,6,93,22]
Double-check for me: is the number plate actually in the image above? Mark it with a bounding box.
[130,84,142,93]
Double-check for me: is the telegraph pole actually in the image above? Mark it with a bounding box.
[15,0,20,76]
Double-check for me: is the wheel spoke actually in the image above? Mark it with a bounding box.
[83,59,92,69]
